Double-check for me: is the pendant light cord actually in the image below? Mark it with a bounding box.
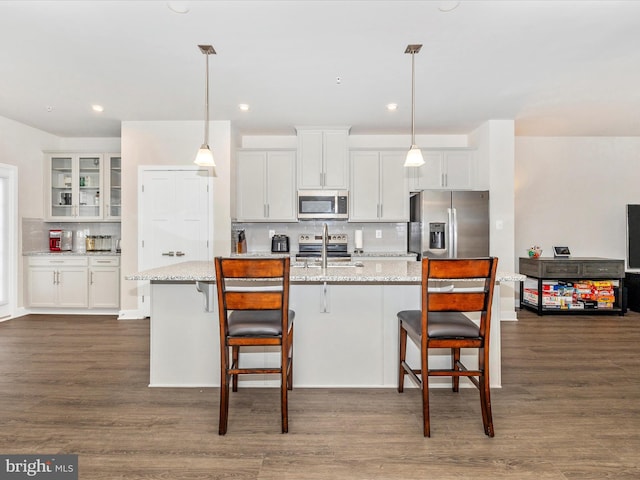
[411,50,416,145]
[204,51,209,146]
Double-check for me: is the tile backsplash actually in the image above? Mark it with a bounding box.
[22,217,122,253]
[232,221,407,254]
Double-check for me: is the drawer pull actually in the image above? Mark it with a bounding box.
[162,251,175,257]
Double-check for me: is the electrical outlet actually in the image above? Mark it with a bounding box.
[375,230,382,239]
[269,230,275,238]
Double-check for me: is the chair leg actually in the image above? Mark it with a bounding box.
[219,345,230,435]
[281,339,289,433]
[398,320,407,393]
[421,344,430,437]
[287,326,294,391]
[231,346,239,392]
[452,347,460,392]
[478,348,494,437]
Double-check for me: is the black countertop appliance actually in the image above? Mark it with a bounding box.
[271,234,290,253]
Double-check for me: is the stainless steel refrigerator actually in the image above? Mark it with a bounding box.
[408,190,490,259]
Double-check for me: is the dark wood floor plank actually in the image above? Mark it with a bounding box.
[1,311,639,478]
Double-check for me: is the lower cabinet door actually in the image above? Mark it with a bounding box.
[28,267,58,307]
[89,267,120,308]
[57,267,89,308]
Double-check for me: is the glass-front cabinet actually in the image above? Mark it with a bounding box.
[104,154,121,220]
[47,153,103,221]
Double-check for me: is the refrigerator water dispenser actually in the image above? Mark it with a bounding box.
[429,222,446,250]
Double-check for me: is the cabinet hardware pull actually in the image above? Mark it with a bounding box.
[90,272,94,285]
[176,251,185,257]
[52,271,57,285]
[162,251,175,256]
[322,282,328,313]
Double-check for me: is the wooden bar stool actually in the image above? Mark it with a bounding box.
[214,257,294,435]
[398,257,498,437]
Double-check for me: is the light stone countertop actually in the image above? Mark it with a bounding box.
[126,260,524,283]
[23,251,120,256]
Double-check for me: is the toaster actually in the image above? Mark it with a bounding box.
[271,234,290,253]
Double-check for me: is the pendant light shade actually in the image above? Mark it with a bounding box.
[405,144,424,167]
[404,44,424,168]
[194,44,216,167]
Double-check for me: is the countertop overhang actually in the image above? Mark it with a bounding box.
[126,260,524,283]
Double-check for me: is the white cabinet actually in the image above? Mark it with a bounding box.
[89,256,120,308]
[411,150,475,190]
[45,153,103,221]
[45,152,122,221]
[104,154,121,221]
[27,257,89,308]
[350,150,409,222]
[236,150,296,222]
[296,127,349,189]
[26,256,120,310]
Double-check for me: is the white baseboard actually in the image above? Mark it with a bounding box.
[118,309,147,320]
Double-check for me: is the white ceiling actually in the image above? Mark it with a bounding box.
[1,0,640,138]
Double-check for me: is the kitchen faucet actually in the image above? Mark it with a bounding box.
[321,222,328,269]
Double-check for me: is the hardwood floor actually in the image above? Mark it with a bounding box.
[1,311,639,479]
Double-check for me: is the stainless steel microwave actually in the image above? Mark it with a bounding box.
[297,190,348,220]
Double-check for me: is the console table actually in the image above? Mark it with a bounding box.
[519,257,625,316]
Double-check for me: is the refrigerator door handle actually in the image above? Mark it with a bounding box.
[451,207,458,258]
[447,208,454,258]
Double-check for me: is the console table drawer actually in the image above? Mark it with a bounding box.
[541,262,581,276]
[582,262,624,277]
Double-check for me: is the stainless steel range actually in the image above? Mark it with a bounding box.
[296,233,350,259]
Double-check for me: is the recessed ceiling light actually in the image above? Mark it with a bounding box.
[439,1,460,12]
[92,105,104,113]
[238,104,250,111]
[167,2,190,14]
[386,103,398,111]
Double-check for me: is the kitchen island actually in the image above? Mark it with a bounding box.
[127,260,523,389]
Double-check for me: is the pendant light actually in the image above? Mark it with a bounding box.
[404,44,424,167]
[194,44,217,167]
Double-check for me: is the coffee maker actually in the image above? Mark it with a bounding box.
[49,229,62,251]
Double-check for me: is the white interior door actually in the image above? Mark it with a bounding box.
[0,164,17,320]
[139,167,213,315]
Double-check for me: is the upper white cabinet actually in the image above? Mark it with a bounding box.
[296,127,350,189]
[104,154,121,221]
[411,149,475,190]
[236,150,297,222]
[46,153,103,221]
[350,150,409,222]
[45,152,122,222]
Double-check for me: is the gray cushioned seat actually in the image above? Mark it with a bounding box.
[228,310,295,337]
[397,310,479,339]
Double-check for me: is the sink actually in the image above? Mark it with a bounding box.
[292,261,364,269]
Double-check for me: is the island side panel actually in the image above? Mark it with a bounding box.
[149,282,219,387]
[290,283,386,387]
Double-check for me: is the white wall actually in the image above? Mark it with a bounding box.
[120,120,231,314]
[515,137,640,267]
[470,120,517,320]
